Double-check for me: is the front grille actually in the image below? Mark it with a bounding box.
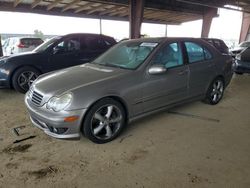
[29,88,43,106]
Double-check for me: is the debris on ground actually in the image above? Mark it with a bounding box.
[13,135,36,144]
[2,144,32,154]
[27,166,58,179]
[168,111,220,123]
[12,125,26,136]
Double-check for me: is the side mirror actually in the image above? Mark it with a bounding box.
[148,64,167,75]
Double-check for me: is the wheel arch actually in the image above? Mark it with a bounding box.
[9,65,42,88]
[80,95,129,132]
[206,74,225,93]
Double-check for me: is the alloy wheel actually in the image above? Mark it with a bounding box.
[210,80,224,103]
[17,71,38,91]
[90,104,122,140]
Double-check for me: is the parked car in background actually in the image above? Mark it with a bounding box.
[233,47,250,74]
[2,39,8,56]
[0,33,117,93]
[4,37,44,56]
[202,38,229,54]
[230,41,250,57]
[25,37,233,144]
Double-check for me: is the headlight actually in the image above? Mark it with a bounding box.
[0,57,8,65]
[46,93,73,112]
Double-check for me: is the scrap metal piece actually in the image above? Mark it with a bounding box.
[12,125,26,136]
[13,136,36,144]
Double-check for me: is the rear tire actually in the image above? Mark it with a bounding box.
[12,66,40,93]
[82,98,126,144]
[203,77,224,105]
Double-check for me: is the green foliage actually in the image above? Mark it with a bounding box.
[34,29,44,40]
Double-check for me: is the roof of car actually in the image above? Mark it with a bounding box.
[63,33,115,39]
[123,37,210,43]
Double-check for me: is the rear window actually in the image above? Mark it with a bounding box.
[20,38,43,46]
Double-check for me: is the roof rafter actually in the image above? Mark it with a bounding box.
[74,2,93,13]
[31,0,43,9]
[62,0,81,12]
[47,0,63,11]
[14,0,22,7]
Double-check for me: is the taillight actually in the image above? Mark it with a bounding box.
[17,43,26,48]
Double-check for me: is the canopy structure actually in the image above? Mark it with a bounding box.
[0,0,250,56]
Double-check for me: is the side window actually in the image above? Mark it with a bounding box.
[84,36,106,50]
[204,48,212,59]
[54,37,80,53]
[185,42,212,63]
[185,42,204,63]
[103,37,116,47]
[151,42,183,68]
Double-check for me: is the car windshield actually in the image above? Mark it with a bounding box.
[239,41,250,47]
[92,40,158,70]
[33,36,61,53]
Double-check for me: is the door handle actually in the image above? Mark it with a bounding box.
[178,70,188,75]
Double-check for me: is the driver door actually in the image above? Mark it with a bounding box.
[47,36,83,72]
[142,42,189,112]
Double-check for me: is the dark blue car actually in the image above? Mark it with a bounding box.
[233,47,250,74]
[0,33,116,93]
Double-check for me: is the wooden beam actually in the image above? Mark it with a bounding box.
[62,0,81,12]
[31,0,43,9]
[99,6,126,16]
[108,8,128,16]
[118,9,129,17]
[85,4,105,14]
[47,0,63,11]
[74,2,92,13]
[14,0,22,7]
[85,4,112,15]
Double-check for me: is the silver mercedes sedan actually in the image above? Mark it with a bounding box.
[25,37,233,143]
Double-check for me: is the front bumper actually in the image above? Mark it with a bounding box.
[233,59,250,73]
[25,93,87,139]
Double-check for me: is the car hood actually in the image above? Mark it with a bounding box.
[231,46,245,52]
[32,63,129,96]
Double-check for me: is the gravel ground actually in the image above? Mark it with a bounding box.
[0,74,250,188]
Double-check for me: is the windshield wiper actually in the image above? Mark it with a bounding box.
[93,62,129,70]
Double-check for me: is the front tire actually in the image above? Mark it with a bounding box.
[12,66,40,93]
[204,77,224,105]
[82,98,126,144]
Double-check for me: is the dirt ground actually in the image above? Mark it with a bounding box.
[0,74,250,188]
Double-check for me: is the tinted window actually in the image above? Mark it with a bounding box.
[185,42,212,63]
[54,37,80,53]
[152,42,183,68]
[103,37,116,47]
[34,36,61,53]
[204,48,212,59]
[84,36,106,50]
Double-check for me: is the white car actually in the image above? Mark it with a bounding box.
[4,37,43,56]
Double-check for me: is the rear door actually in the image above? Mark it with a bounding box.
[142,41,189,112]
[183,41,216,97]
[81,35,112,62]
